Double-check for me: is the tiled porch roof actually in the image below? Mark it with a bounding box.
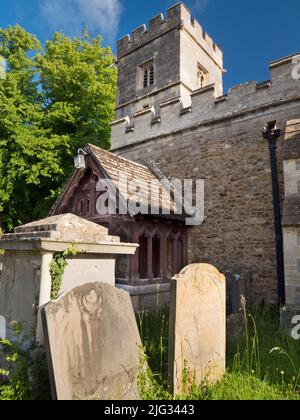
[87,144,177,214]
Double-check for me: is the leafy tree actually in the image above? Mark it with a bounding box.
[37,31,116,150]
[0,26,117,230]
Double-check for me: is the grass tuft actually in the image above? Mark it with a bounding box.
[138,305,300,400]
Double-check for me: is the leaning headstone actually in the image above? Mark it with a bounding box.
[169,264,226,395]
[42,282,142,400]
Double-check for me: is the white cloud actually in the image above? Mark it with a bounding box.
[192,0,210,13]
[40,0,122,41]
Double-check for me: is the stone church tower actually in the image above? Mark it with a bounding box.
[110,2,300,312]
[116,2,223,116]
[114,3,223,131]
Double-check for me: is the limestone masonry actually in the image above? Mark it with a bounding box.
[111,2,300,307]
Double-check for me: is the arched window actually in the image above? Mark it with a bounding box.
[177,238,184,272]
[138,234,148,279]
[152,235,161,278]
[167,237,174,278]
[78,199,84,214]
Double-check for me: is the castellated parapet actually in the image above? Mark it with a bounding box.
[115,2,224,121]
[117,2,222,64]
[111,55,300,151]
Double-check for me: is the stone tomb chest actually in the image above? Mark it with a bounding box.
[0,214,138,340]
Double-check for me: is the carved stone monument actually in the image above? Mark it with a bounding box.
[0,214,138,341]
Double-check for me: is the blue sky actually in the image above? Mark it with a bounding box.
[0,0,299,91]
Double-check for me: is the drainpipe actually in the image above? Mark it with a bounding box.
[263,121,285,307]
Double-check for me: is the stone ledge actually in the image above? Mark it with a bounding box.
[117,282,170,296]
[0,239,138,255]
[111,93,300,152]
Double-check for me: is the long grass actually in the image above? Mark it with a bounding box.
[137,309,169,387]
[138,305,300,400]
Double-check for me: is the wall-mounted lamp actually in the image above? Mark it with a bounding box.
[108,57,118,69]
[74,149,87,169]
[263,121,281,142]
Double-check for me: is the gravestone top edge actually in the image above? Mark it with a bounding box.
[47,280,131,306]
[172,263,226,282]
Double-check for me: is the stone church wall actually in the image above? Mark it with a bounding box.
[112,57,300,304]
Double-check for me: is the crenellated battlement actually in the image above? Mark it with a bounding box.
[111,54,300,150]
[117,2,222,66]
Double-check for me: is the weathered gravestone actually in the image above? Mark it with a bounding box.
[169,264,226,395]
[42,282,142,400]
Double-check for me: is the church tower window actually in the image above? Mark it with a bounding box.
[149,66,154,85]
[140,60,155,89]
[197,63,209,89]
[143,69,149,89]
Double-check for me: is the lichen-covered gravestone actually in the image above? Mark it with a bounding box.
[169,264,226,395]
[42,282,142,400]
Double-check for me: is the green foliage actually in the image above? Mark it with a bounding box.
[49,244,78,300]
[0,56,5,80]
[0,26,117,230]
[138,348,170,401]
[49,254,68,301]
[0,322,51,400]
[1,305,299,400]
[227,304,300,392]
[138,309,169,386]
[189,372,299,401]
[37,31,117,151]
[138,306,300,400]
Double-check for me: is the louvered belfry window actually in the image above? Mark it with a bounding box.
[149,66,154,85]
[141,61,155,89]
[143,68,149,88]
